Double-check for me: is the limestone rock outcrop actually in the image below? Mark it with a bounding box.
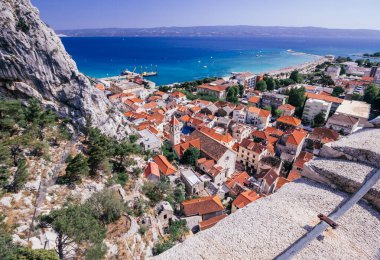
[0,0,127,137]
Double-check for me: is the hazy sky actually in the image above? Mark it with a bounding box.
[31,0,380,30]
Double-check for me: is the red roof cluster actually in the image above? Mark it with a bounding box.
[182,195,225,217]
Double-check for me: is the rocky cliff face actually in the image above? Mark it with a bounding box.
[0,0,127,137]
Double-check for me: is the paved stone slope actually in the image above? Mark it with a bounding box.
[154,179,380,260]
[304,128,380,209]
[0,0,127,137]
[320,128,380,168]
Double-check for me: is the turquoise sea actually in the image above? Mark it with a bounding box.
[61,37,380,85]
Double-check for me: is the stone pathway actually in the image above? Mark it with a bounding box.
[27,134,78,240]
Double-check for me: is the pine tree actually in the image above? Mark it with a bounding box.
[65,153,89,183]
[11,158,28,192]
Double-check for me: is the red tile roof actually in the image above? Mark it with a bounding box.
[144,162,160,178]
[197,157,215,172]
[143,102,158,109]
[170,116,181,126]
[232,190,261,209]
[247,106,271,118]
[262,168,279,186]
[239,139,267,154]
[319,91,331,96]
[148,95,161,102]
[153,155,177,176]
[310,127,340,144]
[149,126,159,135]
[251,130,279,146]
[248,96,261,104]
[277,116,302,127]
[95,83,106,91]
[278,104,295,111]
[154,91,166,97]
[265,127,284,137]
[180,114,191,123]
[306,93,343,104]
[199,214,228,231]
[287,170,302,181]
[208,165,223,177]
[361,76,374,82]
[173,138,201,158]
[199,127,234,144]
[187,130,230,162]
[287,129,308,146]
[171,91,186,98]
[182,195,225,217]
[197,84,227,92]
[276,177,290,190]
[128,97,144,103]
[293,151,313,170]
[224,171,250,196]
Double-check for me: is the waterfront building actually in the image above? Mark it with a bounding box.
[197,83,228,99]
[234,72,257,94]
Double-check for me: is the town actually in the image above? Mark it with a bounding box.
[91,54,380,253]
[1,0,380,258]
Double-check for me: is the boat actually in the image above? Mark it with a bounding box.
[139,65,158,77]
[121,69,133,76]
[142,71,158,77]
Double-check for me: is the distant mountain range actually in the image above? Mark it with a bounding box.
[56,26,380,38]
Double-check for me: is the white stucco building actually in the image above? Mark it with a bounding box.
[302,98,331,124]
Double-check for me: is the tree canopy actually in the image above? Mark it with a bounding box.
[180,147,200,166]
[313,112,326,127]
[87,128,114,175]
[40,204,106,259]
[332,86,344,97]
[0,99,73,193]
[363,84,379,105]
[287,87,306,108]
[265,77,276,91]
[84,189,125,225]
[142,177,170,205]
[320,74,335,86]
[62,153,89,184]
[10,158,28,193]
[226,86,239,104]
[290,70,303,84]
[255,80,267,92]
[238,84,244,97]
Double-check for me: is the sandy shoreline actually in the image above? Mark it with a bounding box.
[265,55,328,76]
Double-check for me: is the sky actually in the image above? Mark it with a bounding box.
[31,0,380,30]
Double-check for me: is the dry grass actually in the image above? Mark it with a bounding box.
[107,215,131,239]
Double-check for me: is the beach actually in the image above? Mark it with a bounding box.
[266,55,329,77]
